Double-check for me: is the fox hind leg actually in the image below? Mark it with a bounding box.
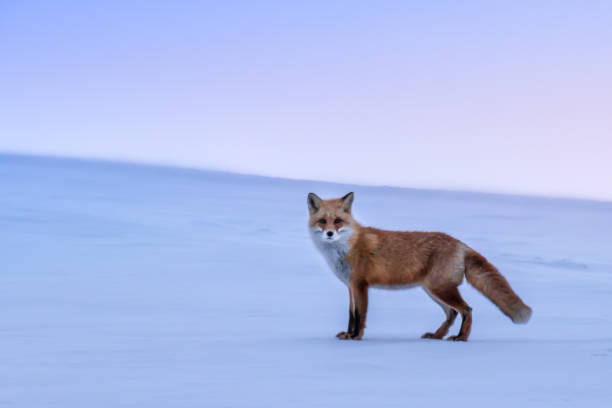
[421,288,458,340]
[427,286,472,341]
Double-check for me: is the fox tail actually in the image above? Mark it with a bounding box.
[464,249,532,324]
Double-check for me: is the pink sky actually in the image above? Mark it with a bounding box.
[1,2,611,200]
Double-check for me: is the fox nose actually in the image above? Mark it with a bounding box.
[326,231,334,237]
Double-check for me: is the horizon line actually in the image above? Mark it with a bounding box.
[2,149,611,205]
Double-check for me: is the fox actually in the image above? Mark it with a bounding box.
[307,192,532,341]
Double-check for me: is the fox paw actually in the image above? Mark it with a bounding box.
[446,335,468,342]
[421,332,444,340]
[336,331,363,340]
[336,331,351,340]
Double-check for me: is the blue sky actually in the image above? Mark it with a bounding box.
[1,1,611,200]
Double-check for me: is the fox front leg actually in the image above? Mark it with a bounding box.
[349,282,368,340]
[336,288,355,339]
[337,281,368,340]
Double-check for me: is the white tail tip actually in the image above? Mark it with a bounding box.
[512,306,532,324]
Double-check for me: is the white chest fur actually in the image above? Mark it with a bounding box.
[310,227,353,285]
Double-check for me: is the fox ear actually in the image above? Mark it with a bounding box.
[307,193,322,214]
[341,192,354,213]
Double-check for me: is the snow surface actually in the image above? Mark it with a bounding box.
[1,154,611,407]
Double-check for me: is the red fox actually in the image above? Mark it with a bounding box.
[308,192,532,341]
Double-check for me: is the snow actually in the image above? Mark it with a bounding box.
[1,153,611,407]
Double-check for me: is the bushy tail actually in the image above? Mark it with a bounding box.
[464,250,532,324]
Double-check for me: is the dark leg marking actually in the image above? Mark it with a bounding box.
[348,309,356,334]
[350,308,361,338]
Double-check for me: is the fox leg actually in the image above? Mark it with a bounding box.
[347,281,368,340]
[421,288,458,339]
[428,286,472,341]
[337,288,355,339]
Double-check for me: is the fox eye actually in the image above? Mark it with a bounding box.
[318,219,327,224]
[334,218,342,224]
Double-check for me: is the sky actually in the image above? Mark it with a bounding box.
[1,1,611,200]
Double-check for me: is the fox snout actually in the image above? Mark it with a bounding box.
[315,227,349,243]
[312,227,338,240]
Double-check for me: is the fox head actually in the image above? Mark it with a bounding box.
[307,192,355,243]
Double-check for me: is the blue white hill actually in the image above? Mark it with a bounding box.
[1,154,611,407]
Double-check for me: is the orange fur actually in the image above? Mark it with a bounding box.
[308,192,532,341]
